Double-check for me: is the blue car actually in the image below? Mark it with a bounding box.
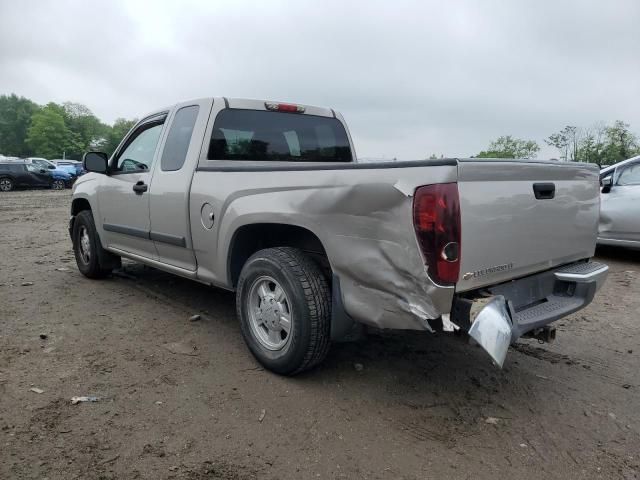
[26,158,74,187]
[53,160,84,178]
[49,170,76,187]
[49,168,73,187]
[28,157,74,179]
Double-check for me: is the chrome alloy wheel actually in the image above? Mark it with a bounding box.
[78,225,91,264]
[247,276,293,350]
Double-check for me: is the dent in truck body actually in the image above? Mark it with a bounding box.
[189,162,459,331]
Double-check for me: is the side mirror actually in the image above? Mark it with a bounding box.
[40,169,46,174]
[83,151,108,174]
[48,165,56,169]
[601,175,613,194]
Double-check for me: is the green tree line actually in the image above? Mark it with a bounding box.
[0,93,136,159]
[3,92,639,166]
[470,121,639,165]
[432,124,639,165]
[543,122,639,165]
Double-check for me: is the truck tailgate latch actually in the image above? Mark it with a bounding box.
[533,182,555,199]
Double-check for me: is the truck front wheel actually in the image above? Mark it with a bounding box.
[236,247,331,375]
[72,210,120,279]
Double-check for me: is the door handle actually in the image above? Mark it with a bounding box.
[133,181,148,194]
[533,182,555,199]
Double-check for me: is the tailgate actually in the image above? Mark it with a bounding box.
[455,159,600,292]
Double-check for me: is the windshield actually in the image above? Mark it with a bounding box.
[208,109,352,162]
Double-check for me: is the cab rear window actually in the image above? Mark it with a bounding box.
[208,109,352,162]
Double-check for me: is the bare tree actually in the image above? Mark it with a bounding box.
[546,126,581,161]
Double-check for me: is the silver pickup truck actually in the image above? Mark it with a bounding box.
[70,97,608,375]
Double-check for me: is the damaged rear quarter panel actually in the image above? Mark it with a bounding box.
[189,162,458,330]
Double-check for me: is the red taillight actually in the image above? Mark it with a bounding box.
[413,183,461,285]
[264,102,305,113]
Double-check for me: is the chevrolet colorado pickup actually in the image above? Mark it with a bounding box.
[69,97,608,375]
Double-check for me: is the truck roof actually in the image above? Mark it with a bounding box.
[144,97,336,121]
[225,98,335,118]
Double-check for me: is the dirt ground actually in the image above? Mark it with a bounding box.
[0,189,638,480]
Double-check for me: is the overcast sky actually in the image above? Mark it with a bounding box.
[1,0,638,159]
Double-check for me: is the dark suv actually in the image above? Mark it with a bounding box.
[0,161,67,192]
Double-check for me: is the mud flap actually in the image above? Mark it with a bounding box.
[468,295,513,368]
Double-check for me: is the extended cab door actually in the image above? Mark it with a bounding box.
[148,99,213,271]
[600,160,640,244]
[97,114,166,259]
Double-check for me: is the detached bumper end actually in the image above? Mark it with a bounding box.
[459,261,608,369]
[468,295,512,368]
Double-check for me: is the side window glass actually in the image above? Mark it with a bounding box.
[616,163,640,186]
[160,106,199,171]
[116,123,164,173]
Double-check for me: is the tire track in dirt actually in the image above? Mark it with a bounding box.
[512,343,635,388]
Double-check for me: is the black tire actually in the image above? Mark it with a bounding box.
[236,247,331,375]
[0,177,13,192]
[51,179,65,190]
[72,210,120,278]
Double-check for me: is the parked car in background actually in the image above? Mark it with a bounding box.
[28,157,75,178]
[51,160,79,180]
[0,160,70,191]
[49,167,74,188]
[28,157,57,169]
[598,155,640,249]
[53,160,84,177]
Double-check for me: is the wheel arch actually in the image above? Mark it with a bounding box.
[226,222,355,341]
[71,197,92,216]
[227,223,330,289]
[69,195,99,243]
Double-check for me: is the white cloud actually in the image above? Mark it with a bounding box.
[1,0,638,159]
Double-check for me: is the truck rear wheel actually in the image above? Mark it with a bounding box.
[236,247,331,375]
[72,210,120,279]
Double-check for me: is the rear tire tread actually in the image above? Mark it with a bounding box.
[237,247,331,375]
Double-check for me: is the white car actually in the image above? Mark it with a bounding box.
[598,155,640,249]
